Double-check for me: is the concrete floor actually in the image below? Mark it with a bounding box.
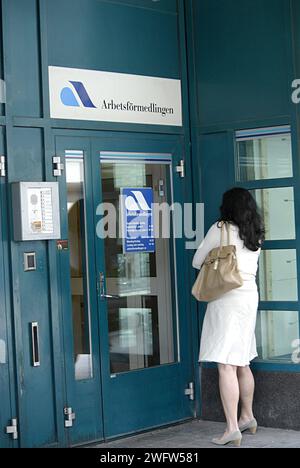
[89,420,300,449]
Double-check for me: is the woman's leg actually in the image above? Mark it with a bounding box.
[237,366,255,425]
[218,364,240,435]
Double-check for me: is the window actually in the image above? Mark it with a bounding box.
[256,310,299,363]
[252,187,295,241]
[100,154,178,374]
[65,151,93,381]
[258,250,298,302]
[235,126,299,367]
[236,126,293,181]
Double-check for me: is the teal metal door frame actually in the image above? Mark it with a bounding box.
[91,133,195,439]
[54,129,196,445]
[55,135,104,447]
[0,126,17,448]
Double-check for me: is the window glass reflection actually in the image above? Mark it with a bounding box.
[258,250,298,302]
[256,310,299,363]
[236,132,293,181]
[66,152,93,380]
[253,187,295,240]
[101,156,177,374]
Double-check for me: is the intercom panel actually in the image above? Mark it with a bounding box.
[12,182,61,241]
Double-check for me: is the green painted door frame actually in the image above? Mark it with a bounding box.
[0,126,17,448]
[54,129,196,445]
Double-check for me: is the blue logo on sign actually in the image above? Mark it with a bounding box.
[60,81,96,108]
[124,190,152,212]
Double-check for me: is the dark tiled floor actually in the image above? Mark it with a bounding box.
[89,420,300,449]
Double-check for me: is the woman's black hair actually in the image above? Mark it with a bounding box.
[218,187,265,251]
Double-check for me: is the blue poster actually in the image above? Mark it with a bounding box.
[121,188,155,253]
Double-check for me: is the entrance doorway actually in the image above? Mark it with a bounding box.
[55,133,195,446]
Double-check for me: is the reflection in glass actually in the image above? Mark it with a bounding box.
[253,187,296,240]
[0,79,5,112]
[236,132,293,181]
[256,310,299,362]
[100,156,176,374]
[66,152,93,380]
[258,250,298,302]
[0,49,5,114]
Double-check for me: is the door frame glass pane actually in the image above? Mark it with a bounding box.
[256,310,300,363]
[99,152,181,375]
[235,125,293,182]
[65,151,93,381]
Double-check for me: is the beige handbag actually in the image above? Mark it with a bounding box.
[192,222,243,302]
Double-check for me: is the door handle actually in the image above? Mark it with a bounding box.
[99,272,120,300]
[31,322,40,367]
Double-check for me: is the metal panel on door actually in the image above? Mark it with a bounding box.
[8,127,61,448]
[0,126,15,448]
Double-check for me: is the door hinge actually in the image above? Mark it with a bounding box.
[185,382,195,401]
[6,418,18,440]
[0,155,6,177]
[64,407,76,428]
[176,160,185,178]
[53,156,64,177]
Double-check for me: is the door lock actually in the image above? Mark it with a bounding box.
[64,407,76,428]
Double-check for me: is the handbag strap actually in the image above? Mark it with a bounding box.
[220,221,231,247]
[226,222,231,245]
[215,222,231,268]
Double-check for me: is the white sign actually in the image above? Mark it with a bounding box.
[49,66,182,126]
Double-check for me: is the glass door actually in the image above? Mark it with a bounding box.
[56,133,194,445]
[91,136,194,439]
[55,136,104,447]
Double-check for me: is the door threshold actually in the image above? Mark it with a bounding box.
[79,417,195,448]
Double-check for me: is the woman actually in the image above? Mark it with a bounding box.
[192,188,264,447]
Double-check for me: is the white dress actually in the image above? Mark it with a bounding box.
[192,222,261,367]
